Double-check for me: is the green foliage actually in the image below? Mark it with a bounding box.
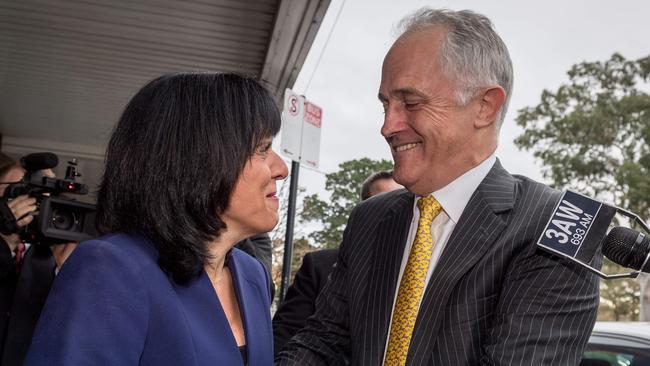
[301,158,393,249]
[597,260,640,321]
[515,53,650,217]
[271,236,315,304]
[515,53,650,321]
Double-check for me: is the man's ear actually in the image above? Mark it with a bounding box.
[475,86,506,129]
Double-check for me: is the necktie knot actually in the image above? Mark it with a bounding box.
[417,196,442,225]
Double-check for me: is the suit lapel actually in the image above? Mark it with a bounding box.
[406,160,516,365]
[362,190,415,364]
[228,250,273,366]
[172,265,242,365]
[173,251,272,366]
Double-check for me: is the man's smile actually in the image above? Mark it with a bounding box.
[393,142,422,152]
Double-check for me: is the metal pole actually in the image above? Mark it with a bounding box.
[279,161,300,303]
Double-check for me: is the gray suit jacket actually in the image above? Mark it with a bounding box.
[276,161,599,365]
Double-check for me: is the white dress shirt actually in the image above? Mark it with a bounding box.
[383,154,496,361]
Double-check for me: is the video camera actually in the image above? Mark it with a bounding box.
[0,152,97,245]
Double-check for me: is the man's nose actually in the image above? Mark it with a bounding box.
[381,105,407,139]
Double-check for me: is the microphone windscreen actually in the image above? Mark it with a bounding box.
[603,227,650,270]
[20,152,58,171]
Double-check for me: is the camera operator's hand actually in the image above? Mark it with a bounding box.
[51,242,78,273]
[1,195,37,252]
[8,194,38,228]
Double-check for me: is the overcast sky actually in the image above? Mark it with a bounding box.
[282,0,650,200]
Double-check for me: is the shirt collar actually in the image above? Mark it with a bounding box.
[417,154,496,224]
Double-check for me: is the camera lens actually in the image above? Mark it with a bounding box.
[51,209,79,232]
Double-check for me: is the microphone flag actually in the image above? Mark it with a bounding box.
[537,190,617,267]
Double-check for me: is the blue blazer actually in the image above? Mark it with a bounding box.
[24,233,274,366]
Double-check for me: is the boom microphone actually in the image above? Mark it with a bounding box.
[20,152,58,171]
[602,227,650,273]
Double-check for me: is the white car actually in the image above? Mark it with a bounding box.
[582,322,650,366]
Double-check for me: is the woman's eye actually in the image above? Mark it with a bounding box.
[257,143,271,156]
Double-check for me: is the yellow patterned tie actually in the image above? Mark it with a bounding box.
[384,196,442,366]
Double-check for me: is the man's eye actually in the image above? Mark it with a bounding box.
[403,101,420,109]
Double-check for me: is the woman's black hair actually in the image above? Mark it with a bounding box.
[96,72,281,283]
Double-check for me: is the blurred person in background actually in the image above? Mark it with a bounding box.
[0,153,77,366]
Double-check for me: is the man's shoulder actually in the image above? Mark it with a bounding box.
[355,188,412,215]
[479,160,560,211]
[497,174,566,244]
[303,249,338,274]
[304,248,338,262]
[512,174,562,208]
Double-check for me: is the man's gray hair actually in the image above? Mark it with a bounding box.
[397,8,513,129]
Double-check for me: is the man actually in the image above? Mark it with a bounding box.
[359,171,403,202]
[273,171,402,354]
[0,154,78,366]
[276,8,599,366]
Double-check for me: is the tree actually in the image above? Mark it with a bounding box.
[270,177,315,305]
[300,158,393,249]
[271,235,313,305]
[515,53,650,320]
[597,261,641,321]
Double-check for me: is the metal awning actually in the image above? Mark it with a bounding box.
[0,0,330,193]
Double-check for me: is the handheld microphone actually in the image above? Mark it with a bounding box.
[535,190,646,279]
[602,227,650,273]
[20,152,58,171]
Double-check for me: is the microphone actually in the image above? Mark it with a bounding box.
[535,190,642,279]
[602,227,650,273]
[536,189,650,279]
[537,190,617,264]
[20,152,58,171]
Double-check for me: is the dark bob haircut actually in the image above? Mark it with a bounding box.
[96,72,281,283]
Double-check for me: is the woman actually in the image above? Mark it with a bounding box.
[25,73,288,365]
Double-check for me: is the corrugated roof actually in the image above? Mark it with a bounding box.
[0,0,330,192]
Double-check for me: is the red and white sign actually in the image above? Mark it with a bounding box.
[280,89,305,160]
[280,89,323,169]
[300,101,322,168]
[287,94,300,117]
[304,102,322,128]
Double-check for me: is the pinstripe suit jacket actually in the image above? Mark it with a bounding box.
[276,161,599,365]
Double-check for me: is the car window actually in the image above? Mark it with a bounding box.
[582,345,650,366]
